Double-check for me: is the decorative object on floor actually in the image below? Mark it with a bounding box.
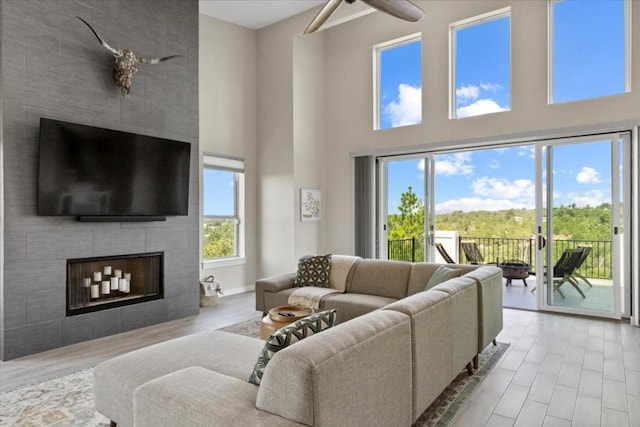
[499,260,530,286]
[0,369,109,426]
[199,274,223,306]
[76,16,182,96]
[304,0,424,34]
[0,317,508,426]
[300,188,321,221]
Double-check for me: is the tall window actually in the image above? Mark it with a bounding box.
[375,34,422,130]
[550,0,629,104]
[451,8,511,119]
[202,154,244,261]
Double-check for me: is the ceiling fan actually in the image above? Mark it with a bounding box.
[304,0,424,34]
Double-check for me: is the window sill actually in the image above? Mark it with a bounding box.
[201,257,247,269]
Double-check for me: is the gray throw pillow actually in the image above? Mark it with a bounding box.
[247,309,337,386]
[425,265,463,290]
[294,254,332,287]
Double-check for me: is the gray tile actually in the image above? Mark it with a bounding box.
[601,408,630,427]
[514,400,547,427]
[26,229,93,261]
[572,395,601,427]
[578,369,603,399]
[91,228,146,257]
[547,384,577,420]
[27,291,66,324]
[602,379,628,412]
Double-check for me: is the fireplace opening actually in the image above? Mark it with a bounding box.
[67,252,164,316]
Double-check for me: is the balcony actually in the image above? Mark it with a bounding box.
[388,236,614,312]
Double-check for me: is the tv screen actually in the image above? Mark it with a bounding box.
[38,118,191,219]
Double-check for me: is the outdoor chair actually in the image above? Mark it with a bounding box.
[435,243,455,264]
[531,248,586,299]
[573,246,593,288]
[460,241,496,265]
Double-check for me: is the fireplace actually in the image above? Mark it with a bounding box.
[67,252,164,316]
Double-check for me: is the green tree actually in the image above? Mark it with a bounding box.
[203,220,235,258]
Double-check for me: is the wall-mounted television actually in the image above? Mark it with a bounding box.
[38,118,191,221]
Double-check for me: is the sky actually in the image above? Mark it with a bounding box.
[382,0,626,215]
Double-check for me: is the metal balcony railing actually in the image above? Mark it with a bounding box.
[388,236,612,279]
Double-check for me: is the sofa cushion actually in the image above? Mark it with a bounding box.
[424,265,463,290]
[321,293,396,324]
[248,309,337,385]
[346,259,412,299]
[407,262,478,296]
[328,255,361,292]
[294,254,332,287]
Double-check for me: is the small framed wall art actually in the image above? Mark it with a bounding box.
[300,188,321,221]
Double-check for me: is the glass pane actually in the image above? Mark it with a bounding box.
[552,0,626,103]
[203,169,235,216]
[546,141,614,313]
[203,218,237,258]
[454,13,511,118]
[378,39,422,129]
[386,159,425,261]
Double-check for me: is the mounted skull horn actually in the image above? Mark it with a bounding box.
[77,16,182,96]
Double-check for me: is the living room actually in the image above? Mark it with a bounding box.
[1,0,639,425]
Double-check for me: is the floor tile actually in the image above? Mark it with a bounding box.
[546,384,577,420]
[601,408,630,427]
[578,369,603,399]
[512,361,541,387]
[572,395,602,427]
[584,350,604,372]
[603,358,626,382]
[485,414,516,427]
[602,379,628,412]
[542,416,571,427]
[529,373,557,404]
[557,362,582,388]
[494,384,530,419]
[626,369,640,396]
[514,400,547,427]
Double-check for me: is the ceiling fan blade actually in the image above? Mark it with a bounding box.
[304,0,344,34]
[362,0,425,22]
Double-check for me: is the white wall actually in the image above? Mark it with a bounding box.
[254,0,640,278]
[199,15,258,295]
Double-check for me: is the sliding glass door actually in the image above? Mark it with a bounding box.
[535,133,629,318]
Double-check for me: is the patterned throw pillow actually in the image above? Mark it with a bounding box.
[424,265,463,291]
[247,309,337,386]
[293,254,332,287]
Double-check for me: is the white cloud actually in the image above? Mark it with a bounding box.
[434,152,474,176]
[471,177,535,200]
[488,159,500,169]
[456,85,480,103]
[576,167,601,184]
[480,82,502,92]
[456,99,507,118]
[436,197,530,213]
[567,189,607,207]
[384,84,421,127]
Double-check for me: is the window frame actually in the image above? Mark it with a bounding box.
[547,0,631,105]
[449,7,512,119]
[201,153,245,265]
[373,32,422,131]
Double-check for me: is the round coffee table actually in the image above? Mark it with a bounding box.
[260,305,314,340]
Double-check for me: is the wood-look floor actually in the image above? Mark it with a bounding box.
[1,292,639,427]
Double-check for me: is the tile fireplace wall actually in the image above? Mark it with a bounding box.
[0,0,200,360]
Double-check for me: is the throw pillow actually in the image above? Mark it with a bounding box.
[425,265,463,291]
[247,309,337,386]
[294,254,332,287]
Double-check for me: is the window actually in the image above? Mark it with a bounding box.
[375,34,422,130]
[202,154,244,261]
[550,0,629,104]
[451,8,511,119]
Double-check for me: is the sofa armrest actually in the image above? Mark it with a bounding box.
[134,367,304,427]
[255,272,296,312]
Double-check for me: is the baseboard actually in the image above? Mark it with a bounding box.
[219,285,254,297]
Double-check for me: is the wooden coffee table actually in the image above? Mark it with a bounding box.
[260,305,314,340]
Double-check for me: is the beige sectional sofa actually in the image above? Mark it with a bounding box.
[94,257,502,426]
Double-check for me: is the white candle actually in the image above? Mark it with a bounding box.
[93,271,102,282]
[125,279,130,293]
[102,281,110,294]
[110,277,119,290]
[91,284,100,298]
[119,278,127,292]
[114,269,122,278]
[103,266,112,276]
[83,278,91,287]
[124,272,131,281]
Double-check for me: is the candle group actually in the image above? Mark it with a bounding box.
[89,266,131,298]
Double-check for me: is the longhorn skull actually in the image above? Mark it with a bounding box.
[77,16,182,96]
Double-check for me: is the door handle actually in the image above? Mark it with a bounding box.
[537,235,546,250]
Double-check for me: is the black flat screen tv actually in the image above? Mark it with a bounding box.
[38,118,191,221]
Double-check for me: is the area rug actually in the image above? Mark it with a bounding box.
[1,319,508,427]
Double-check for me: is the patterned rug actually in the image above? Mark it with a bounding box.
[1,319,508,427]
